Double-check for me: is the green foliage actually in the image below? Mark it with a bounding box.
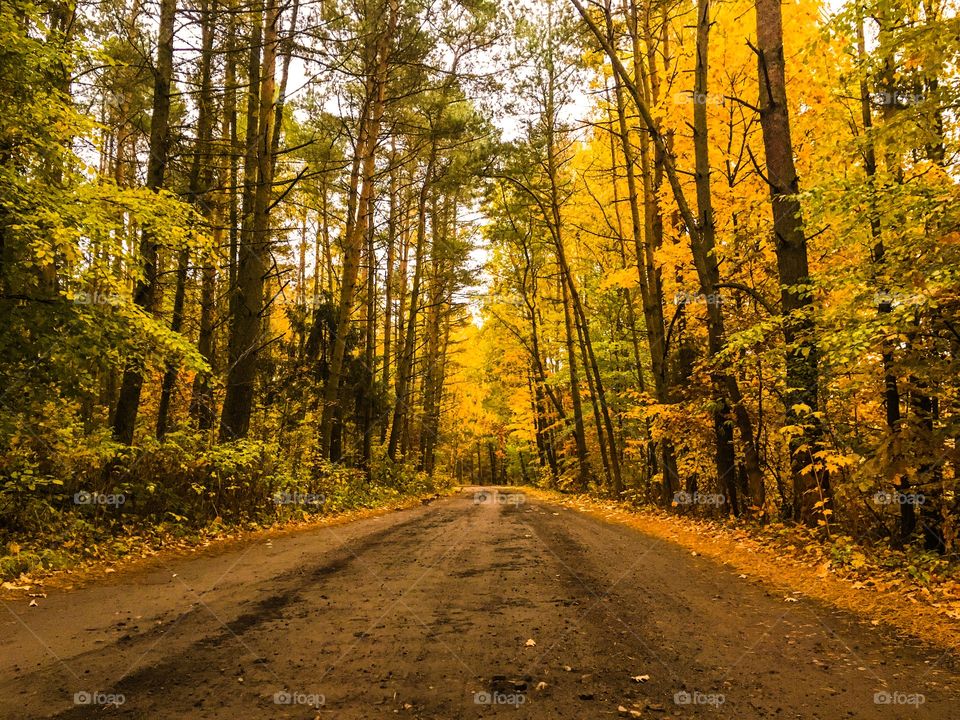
[0,431,452,580]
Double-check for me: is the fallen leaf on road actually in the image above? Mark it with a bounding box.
[28,599,38,607]
[631,674,650,683]
[525,638,536,647]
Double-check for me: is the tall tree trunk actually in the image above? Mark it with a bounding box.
[392,192,411,442]
[560,274,592,489]
[159,0,218,438]
[602,85,645,392]
[541,11,619,492]
[361,192,378,470]
[914,0,947,551]
[690,0,742,514]
[565,268,623,496]
[855,9,906,541]
[156,246,189,438]
[572,280,613,489]
[225,3,240,304]
[753,0,831,525]
[517,234,566,421]
[194,0,236,430]
[382,143,398,399]
[112,0,176,444]
[419,194,451,475]
[388,148,434,461]
[319,0,396,457]
[219,0,280,441]
[624,0,678,500]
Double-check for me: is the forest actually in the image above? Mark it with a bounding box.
[1,0,959,580]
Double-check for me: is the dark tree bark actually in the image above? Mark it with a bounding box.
[112,0,176,444]
[319,0,397,457]
[559,274,592,489]
[419,194,454,476]
[754,0,831,524]
[158,0,218,438]
[855,10,907,541]
[388,148,434,461]
[691,0,738,514]
[219,0,281,441]
[361,192,377,470]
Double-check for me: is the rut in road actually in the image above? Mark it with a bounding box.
[0,490,956,718]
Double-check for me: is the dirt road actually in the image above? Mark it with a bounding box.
[1,488,956,718]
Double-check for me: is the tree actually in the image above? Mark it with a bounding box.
[112,0,178,444]
[753,0,831,525]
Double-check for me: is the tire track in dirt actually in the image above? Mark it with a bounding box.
[0,489,956,718]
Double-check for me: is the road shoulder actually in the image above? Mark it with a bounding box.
[522,486,960,655]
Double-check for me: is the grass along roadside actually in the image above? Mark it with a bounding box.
[0,484,453,601]
[521,486,960,654]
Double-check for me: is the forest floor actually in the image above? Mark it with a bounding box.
[1,487,957,718]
